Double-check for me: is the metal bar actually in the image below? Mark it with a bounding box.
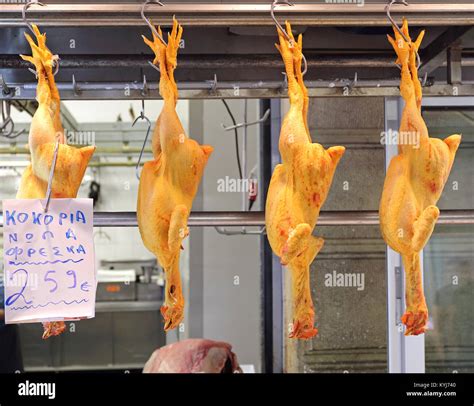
[448,44,463,85]
[0,146,152,154]
[0,54,405,70]
[423,96,474,107]
[2,54,474,70]
[0,54,474,73]
[384,96,405,373]
[260,98,273,374]
[1,210,472,228]
[95,301,162,313]
[0,161,145,168]
[3,82,474,100]
[1,4,474,26]
[269,98,284,374]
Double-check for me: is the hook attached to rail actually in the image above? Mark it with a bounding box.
[0,101,26,139]
[271,0,308,76]
[385,0,421,70]
[141,0,167,46]
[141,0,167,74]
[132,98,152,180]
[23,0,60,77]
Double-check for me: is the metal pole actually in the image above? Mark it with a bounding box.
[1,4,473,27]
[2,82,474,100]
[1,210,472,228]
[260,98,273,373]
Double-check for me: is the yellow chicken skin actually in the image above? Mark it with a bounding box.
[137,19,213,331]
[17,25,95,339]
[380,20,461,336]
[265,23,345,339]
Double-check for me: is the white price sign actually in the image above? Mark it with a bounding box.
[2,198,96,324]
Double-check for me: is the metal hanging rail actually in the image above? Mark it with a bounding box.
[2,81,474,100]
[0,210,473,227]
[1,3,474,27]
[2,54,474,71]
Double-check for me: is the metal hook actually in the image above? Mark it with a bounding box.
[348,72,358,90]
[132,99,152,180]
[271,0,308,76]
[420,71,428,87]
[43,134,61,213]
[141,74,148,96]
[0,101,26,139]
[221,108,270,131]
[23,1,60,77]
[22,0,45,35]
[72,74,81,96]
[1,119,26,139]
[0,74,11,96]
[279,71,288,93]
[385,0,421,70]
[207,74,218,95]
[141,0,167,46]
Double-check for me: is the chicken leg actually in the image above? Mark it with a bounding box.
[379,20,461,335]
[17,25,96,339]
[265,23,345,339]
[137,18,213,331]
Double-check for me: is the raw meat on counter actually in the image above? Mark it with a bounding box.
[265,22,345,339]
[17,25,96,339]
[137,18,213,332]
[143,339,241,373]
[379,20,461,336]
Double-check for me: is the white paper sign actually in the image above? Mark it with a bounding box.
[2,198,96,324]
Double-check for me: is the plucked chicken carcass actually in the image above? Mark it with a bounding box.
[265,23,345,339]
[137,19,213,331]
[17,25,96,339]
[380,20,461,336]
[143,339,242,373]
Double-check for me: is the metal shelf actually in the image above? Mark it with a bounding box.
[1,3,474,27]
[95,301,162,313]
[1,210,473,227]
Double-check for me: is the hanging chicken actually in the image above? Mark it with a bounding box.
[265,22,345,339]
[137,18,213,331]
[380,19,461,336]
[17,25,96,339]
